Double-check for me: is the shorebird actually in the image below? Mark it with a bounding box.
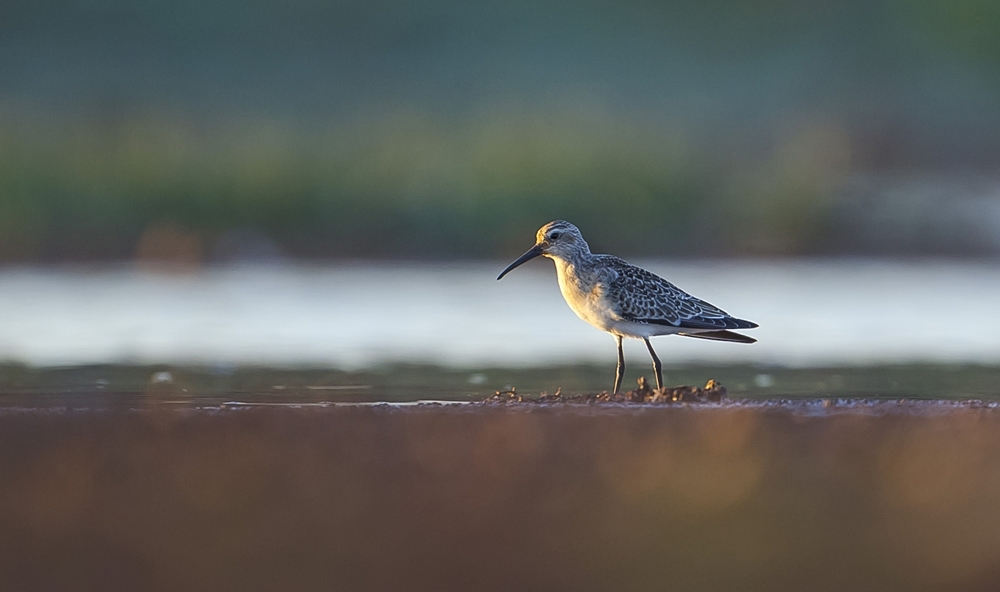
[497,220,758,394]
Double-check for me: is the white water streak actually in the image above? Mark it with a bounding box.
[0,260,998,368]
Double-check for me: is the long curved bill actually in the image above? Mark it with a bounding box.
[497,244,543,280]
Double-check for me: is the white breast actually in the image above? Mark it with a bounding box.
[553,259,616,332]
[552,257,687,339]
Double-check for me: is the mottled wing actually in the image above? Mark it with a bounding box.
[603,257,757,330]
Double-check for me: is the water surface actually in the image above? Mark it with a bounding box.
[1,260,998,368]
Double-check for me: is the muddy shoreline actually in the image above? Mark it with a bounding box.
[2,401,1000,591]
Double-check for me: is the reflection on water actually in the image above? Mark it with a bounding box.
[0,260,999,368]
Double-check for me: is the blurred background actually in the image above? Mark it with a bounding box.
[4,0,1000,262]
[4,5,1000,590]
[1,0,1000,379]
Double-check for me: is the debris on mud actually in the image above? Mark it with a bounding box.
[484,377,727,404]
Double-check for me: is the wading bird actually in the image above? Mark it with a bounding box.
[497,221,757,393]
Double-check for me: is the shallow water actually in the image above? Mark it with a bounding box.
[3,261,1000,590]
[3,363,1000,408]
[1,260,999,368]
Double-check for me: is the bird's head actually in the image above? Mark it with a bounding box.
[497,220,589,280]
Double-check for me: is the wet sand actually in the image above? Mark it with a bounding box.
[2,400,1000,591]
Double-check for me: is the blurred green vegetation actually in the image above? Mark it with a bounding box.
[0,109,853,261]
[2,0,1000,261]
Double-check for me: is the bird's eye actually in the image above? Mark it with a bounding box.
[550,232,561,240]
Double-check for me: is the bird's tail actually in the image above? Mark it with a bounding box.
[679,330,756,344]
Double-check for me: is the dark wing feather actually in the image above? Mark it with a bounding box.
[601,256,758,330]
[679,330,757,343]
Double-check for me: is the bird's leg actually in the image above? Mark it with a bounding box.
[643,338,663,390]
[613,335,625,394]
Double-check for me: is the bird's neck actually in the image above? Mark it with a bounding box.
[551,248,594,278]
